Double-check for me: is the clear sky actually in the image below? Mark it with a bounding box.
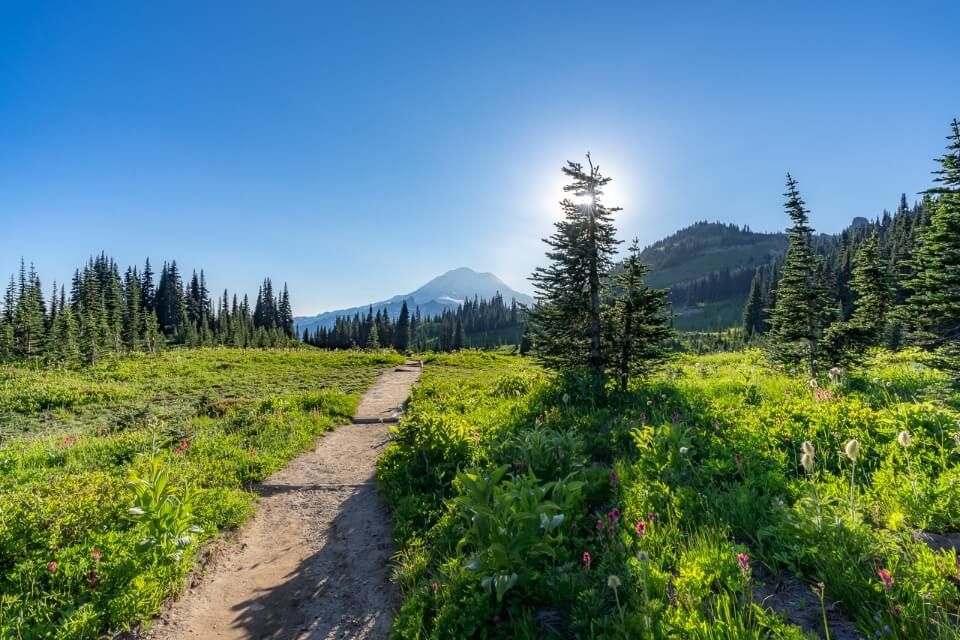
[1,1,958,315]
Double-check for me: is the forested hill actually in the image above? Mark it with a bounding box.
[638,221,788,329]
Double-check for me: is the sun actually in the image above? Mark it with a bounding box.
[535,155,631,220]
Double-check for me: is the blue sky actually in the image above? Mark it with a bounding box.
[1,1,958,315]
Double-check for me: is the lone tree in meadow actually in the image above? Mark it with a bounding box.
[606,239,673,390]
[767,174,832,376]
[907,118,960,356]
[529,154,621,374]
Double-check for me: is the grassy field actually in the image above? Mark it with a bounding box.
[378,350,960,639]
[0,347,403,639]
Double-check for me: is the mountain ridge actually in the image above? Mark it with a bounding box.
[294,267,533,334]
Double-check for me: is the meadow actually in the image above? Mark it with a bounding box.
[378,350,960,639]
[0,348,403,639]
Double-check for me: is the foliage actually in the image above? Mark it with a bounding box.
[0,348,399,637]
[381,350,960,639]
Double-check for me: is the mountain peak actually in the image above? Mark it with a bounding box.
[295,268,533,333]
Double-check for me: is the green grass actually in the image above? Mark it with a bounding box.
[378,349,960,639]
[0,347,401,440]
[0,347,404,639]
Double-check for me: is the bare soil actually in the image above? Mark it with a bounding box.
[146,364,422,640]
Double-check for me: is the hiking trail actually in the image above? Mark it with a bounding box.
[147,362,422,640]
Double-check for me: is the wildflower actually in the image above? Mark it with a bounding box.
[639,412,647,423]
[737,552,750,577]
[647,512,656,522]
[635,521,647,537]
[734,452,743,470]
[596,519,605,533]
[844,438,861,462]
[431,582,439,593]
[174,439,191,455]
[877,568,894,590]
[679,446,689,455]
[897,430,913,449]
[808,378,819,389]
[829,366,843,381]
[801,440,815,456]
[493,615,502,626]
[646,400,652,406]
[607,575,621,589]
[671,413,681,424]
[607,508,621,524]
[890,604,902,616]
[583,551,592,569]
[87,569,98,590]
[801,452,815,474]
[47,561,58,573]
[91,547,102,564]
[609,470,618,488]
[562,393,570,405]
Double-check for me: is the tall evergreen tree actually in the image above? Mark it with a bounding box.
[907,118,960,354]
[122,267,142,351]
[767,174,831,376]
[742,270,765,338]
[529,154,621,373]
[606,239,673,390]
[848,230,894,342]
[395,301,411,352]
[49,293,79,365]
[13,263,47,358]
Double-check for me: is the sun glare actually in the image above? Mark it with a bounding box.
[535,156,632,221]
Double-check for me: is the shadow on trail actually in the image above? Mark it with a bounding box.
[228,482,398,640]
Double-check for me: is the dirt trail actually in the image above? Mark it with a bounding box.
[147,363,422,640]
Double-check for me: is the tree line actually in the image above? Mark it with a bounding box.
[748,118,960,373]
[302,292,525,353]
[0,253,297,365]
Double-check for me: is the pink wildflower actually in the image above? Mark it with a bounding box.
[90,547,102,564]
[878,568,894,590]
[737,552,750,576]
[609,470,618,488]
[635,521,647,537]
[47,561,58,573]
[583,551,592,569]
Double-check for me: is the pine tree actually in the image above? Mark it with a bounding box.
[848,229,894,342]
[13,263,47,358]
[0,275,16,360]
[395,301,411,352]
[141,258,156,313]
[50,298,79,364]
[742,270,765,338]
[905,119,960,356]
[529,154,621,374]
[123,267,142,351]
[606,239,673,390]
[453,316,465,351]
[365,323,380,350]
[767,174,832,376]
[278,284,294,338]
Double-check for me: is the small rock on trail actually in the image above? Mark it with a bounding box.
[146,363,421,640]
